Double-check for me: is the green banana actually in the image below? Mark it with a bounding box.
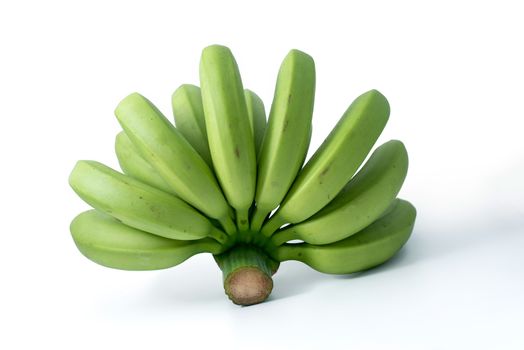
[114,92,236,235]
[200,45,256,231]
[172,84,213,167]
[273,199,416,274]
[71,210,224,270]
[244,89,267,158]
[69,45,417,306]
[250,49,315,232]
[261,89,390,236]
[115,131,174,195]
[271,140,408,245]
[69,160,228,243]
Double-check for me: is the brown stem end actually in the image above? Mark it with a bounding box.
[225,266,273,306]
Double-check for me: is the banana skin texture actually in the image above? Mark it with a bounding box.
[274,199,416,274]
[69,160,228,243]
[115,131,174,195]
[200,45,257,230]
[114,92,235,234]
[251,49,315,232]
[244,89,267,159]
[172,84,213,168]
[271,139,408,245]
[262,89,390,236]
[71,210,224,270]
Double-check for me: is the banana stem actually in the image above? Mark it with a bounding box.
[208,227,229,245]
[271,243,299,262]
[228,207,236,220]
[214,245,278,306]
[260,214,287,238]
[270,226,295,246]
[236,208,250,231]
[250,207,269,232]
[219,216,237,235]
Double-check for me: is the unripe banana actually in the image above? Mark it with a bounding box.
[115,132,233,226]
[114,92,236,235]
[261,90,390,236]
[244,89,267,158]
[115,131,174,195]
[172,84,213,167]
[71,210,223,270]
[273,199,416,274]
[250,49,315,232]
[271,140,408,245]
[200,45,257,231]
[68,45,417,306]
[69,160,228,243]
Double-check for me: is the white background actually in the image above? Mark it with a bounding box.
[1,1,523,349]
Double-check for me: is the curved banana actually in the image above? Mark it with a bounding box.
[114,92,236,235]
[244,89,267,159]
[273,199,416,274]
[261,89,390,236]
[250,49,315,232]
[69,160,228,243]
[200,45,256,231]
[71,210,224,270]
[271,140,408,245]
[115,132,229,225]
[172,84,213,167]
[115,131,174,195]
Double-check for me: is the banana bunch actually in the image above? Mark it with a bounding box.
[69,45,416,306]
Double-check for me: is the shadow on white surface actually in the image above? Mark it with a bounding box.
[266,236,418,300]
[336,209,524,280]
[337,246,414,280]
[144,255,225,306]
[97,211,523,311]
[269,261,331,301]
